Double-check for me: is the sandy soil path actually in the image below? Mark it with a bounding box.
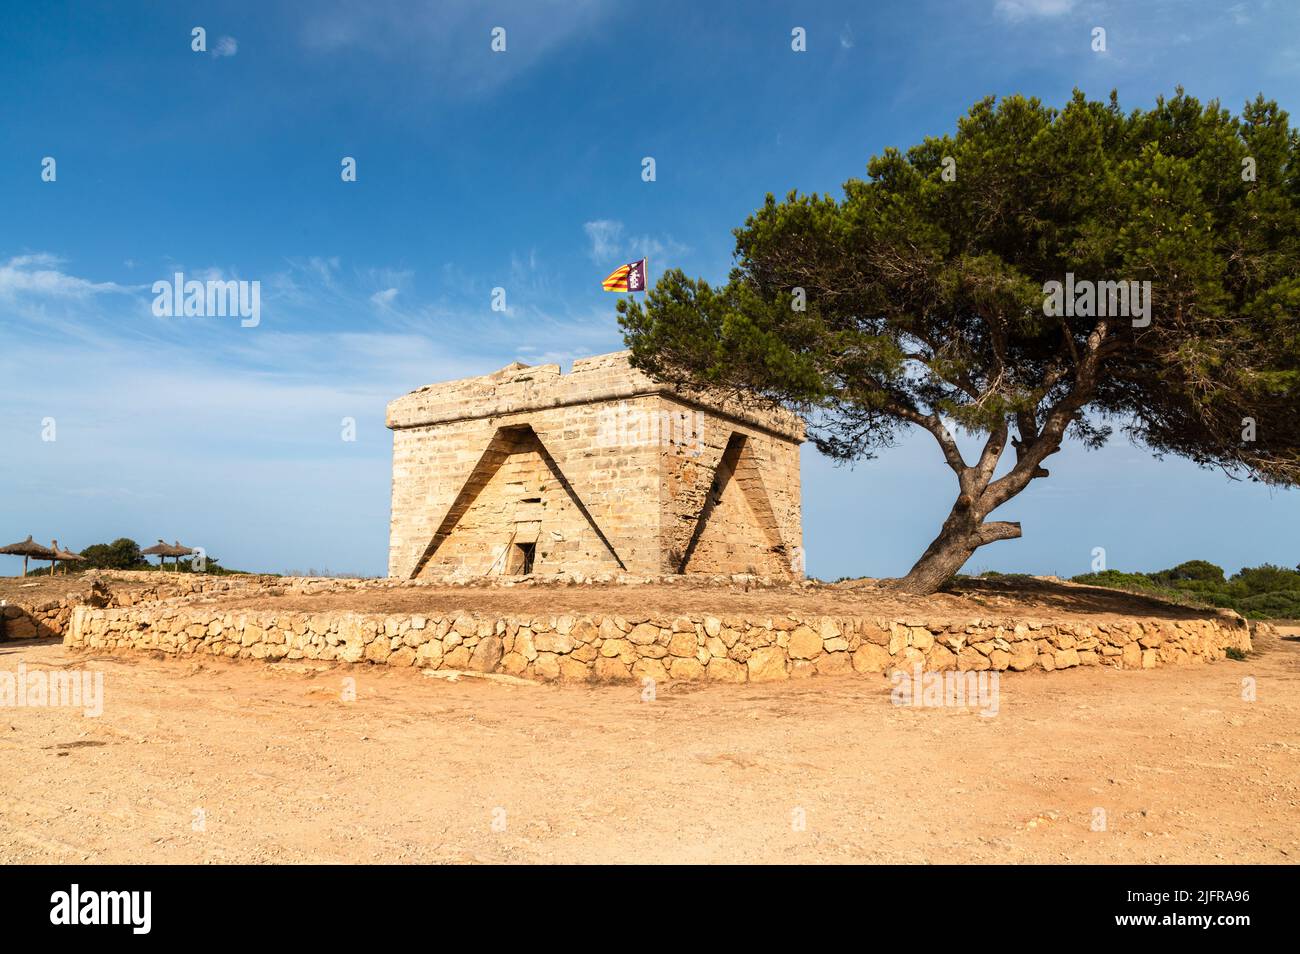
[1,627,1296,864]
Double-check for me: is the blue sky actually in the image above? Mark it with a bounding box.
[1,0,1297,578]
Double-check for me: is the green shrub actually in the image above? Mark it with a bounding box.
[1232,564,1300,596]
[1070,561,1300,619]
[1070,570,1159,590]
[80,538,149,570]
[1235,590,1300,617]
[1148,560,1225,585]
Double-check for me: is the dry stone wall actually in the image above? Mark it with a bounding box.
[2,599,77,641]
[0,572,289,641]
[67,604,1253,682]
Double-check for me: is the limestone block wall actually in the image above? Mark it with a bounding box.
[67,604,1254,683]
[390,398,663,579]
[386,351,805,581]
[658,395,802,576]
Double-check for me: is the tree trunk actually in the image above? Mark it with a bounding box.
[889,316,1109,596]
[894,499,1024,595]
[896,522,980,595]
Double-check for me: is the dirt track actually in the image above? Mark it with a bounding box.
[2,625,1296,864]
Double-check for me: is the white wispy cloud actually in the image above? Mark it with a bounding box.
[212,36,238,57]
[583,220,623,260]
[0,250,629,571]
[0,254,138,300]
[582,220,689,267]
[299,0,612,96]
[994,0,1076,21]
[626,234,689,264]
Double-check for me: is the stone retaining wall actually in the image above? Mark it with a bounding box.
[66,604,1255,682]
[0,574,287,641]
[1,599,74,641]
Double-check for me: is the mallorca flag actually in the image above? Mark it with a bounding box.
[601,258,647,293]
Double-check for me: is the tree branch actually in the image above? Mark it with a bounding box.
[889,402,970,475]
[976,521,1022,544]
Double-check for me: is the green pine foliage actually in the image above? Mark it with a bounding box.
[620,89,1300,590]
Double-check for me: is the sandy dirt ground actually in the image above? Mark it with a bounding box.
[0,576,105,605]
[1,623,1296,865]
[0,572,1239,626]
[187,576,1232,623]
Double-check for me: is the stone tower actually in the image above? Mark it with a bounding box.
[386,351,804,580]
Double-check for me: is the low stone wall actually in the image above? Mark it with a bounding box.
[83,570,804,603]
[0,574,269,641]
[2,599,72,640]
[66,604,1254,682]
[3,570,805,642]
[88,571,289,606]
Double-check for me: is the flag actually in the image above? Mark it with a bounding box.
[601,258,647,293]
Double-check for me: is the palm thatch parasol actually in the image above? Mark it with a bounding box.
[140,539,169,569]
[170,540,196,571]
[141,539,194,571]
[0,535,57,577]
[51,540,86,576]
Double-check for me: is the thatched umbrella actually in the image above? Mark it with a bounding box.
[170,540,195,571]
[51,540,86,576]
[0,535,57,577]
[141,539,176,571]
[141,539,193,572]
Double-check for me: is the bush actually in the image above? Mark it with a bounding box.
[1071,560,1300,619]
[80,538,148,570]
[1149,560,1225,585]
[1232,563,1300,596]
[1235,590,1300,618]
[1070,570,1158,590]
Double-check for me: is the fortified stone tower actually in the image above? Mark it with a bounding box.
[386,351,804,580]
